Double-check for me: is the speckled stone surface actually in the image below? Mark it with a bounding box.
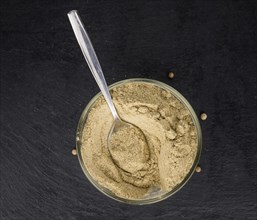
[1,0,256,219]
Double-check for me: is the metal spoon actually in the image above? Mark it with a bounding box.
[68,10,149,173]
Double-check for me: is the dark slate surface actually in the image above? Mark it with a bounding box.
[1,0,257,219]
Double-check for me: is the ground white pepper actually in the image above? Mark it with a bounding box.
[81,82,198,199]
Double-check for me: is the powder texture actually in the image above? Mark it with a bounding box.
[109,124,150,174]
[81,82,198,199]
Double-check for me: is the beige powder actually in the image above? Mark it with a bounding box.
[81,82,197,200]
[109,124,150,174]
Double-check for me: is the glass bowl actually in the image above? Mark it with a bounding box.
[76,78,202,205]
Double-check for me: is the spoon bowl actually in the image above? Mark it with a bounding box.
[108,119,150,173]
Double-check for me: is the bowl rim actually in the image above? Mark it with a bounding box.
[76,78,202,205]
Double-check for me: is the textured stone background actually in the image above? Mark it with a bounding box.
[1,0,256,219]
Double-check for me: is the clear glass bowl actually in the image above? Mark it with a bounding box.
[76,78,202,205]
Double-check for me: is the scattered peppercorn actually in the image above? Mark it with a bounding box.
[72,148,77,156]
[168,72,175,79]
[195,166,201,173]
[200,113,207,121]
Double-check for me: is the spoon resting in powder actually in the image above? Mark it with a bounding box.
[68,10,149,173]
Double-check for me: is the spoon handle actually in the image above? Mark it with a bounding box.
[68,10,120,121]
